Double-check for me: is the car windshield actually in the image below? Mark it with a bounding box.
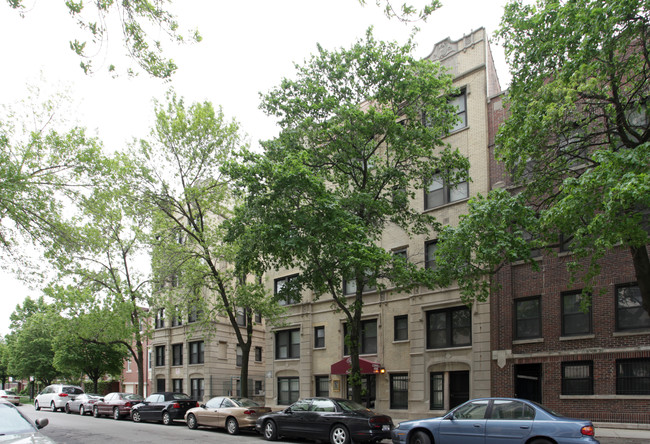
[231,398,261,407]
[171,393,191,400]
[62,387,84,395]
[0,403,37,435]
[530,401,564,417]
[2,391,17,396]
[124,394,144,401]
[336,399,370,413]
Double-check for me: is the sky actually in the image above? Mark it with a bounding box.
[0,0,512,336]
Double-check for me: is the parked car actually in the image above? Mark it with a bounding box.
[34,384,84,412]
[0,389,20,405]
[256,397,393,444]
[93,392,144,420]
[0,399,56,443]
[391,397,600,444]
[65,393,102,415]
[185,396,272,434]
[131,392,198,425]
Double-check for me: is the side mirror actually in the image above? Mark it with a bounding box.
[284,407,293,414]
[445,412,456,421]
[200,404,207,409]
[35,418,49,429]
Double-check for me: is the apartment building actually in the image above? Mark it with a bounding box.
[148,304,267,403]
[261,28,501,420]
[488,92,650,424]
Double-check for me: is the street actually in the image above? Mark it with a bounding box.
[16,405,648,444]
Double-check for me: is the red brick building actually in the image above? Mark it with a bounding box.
[487,93,650,424]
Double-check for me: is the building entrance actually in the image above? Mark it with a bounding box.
[514,363,542,403]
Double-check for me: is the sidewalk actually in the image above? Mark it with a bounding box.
[596,423,650,440]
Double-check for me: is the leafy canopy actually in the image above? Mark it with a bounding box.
[436,0,650,308]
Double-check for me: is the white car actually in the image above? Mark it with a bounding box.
[34,384,84,412]
[0,390,20,405]
[0,400,56,443]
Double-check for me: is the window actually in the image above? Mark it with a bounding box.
[617,359,650,395]
[315,376,329,397]
[191,378,204,400]
[148,349,152,370]
[344,319,378,355]
[561,361,593,395]
[449,89,467,132]
[155,308,165,329]
[490,400,535,420]
[425,240,438,270]
[188,300,203,323]
[275,275,300,306]
[255,380,263,395]
[275,328,300,359]
[394,315,408,341]
[236,308,247,327]
[424,170,469,210]
[236,345,242,367]
[390,374,409,409]
[255,312,262,323]
[343,272,376,295]
[189,341,205,364]
[172,379,183,393]
[430,372,444,410]
[426,306,471,349]
[514,296,541,339]
[255,346,263,362]
[314,326,325,348]
[278,377,299,405]
[561,291,592,336]
[155,346,165,367]
[156,379,165,392]
[616,283,650,331]
[172,344,183,366]
[171,307,182,327]
[454,399,489,419]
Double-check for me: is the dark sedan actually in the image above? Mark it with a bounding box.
[131,392,198,425]
[256,397,393,444]
[391,397,599,444]
[93,392,144,420]
[65,393,102,415]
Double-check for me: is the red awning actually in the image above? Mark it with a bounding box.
[331,357,382,375]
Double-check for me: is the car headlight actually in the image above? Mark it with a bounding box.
[394,423,401,430]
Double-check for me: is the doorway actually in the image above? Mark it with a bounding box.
[514,363,542,403]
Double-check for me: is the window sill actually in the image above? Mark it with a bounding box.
[559,334,595,341]
[423,197,470,214]
[513,338,544,345]
[613,329,650,338]
[444,125,469,139]
[275,358,301,361]
[393,340,410,344]
[560,395,650,400]
[425,345,472,352]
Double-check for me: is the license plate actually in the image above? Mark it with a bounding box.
[382,425,390,431]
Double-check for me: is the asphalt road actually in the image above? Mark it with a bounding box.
[17,404,648,444]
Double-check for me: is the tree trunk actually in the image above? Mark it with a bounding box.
[631,244,650,315]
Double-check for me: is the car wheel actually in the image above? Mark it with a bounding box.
[411,431,431,444]
[162,411,172,425]
[330,424,350,444]
[34,400,40,411]
[226,417,240,435]
[113,407,121,420]
[529,440,553,444]
[50,402,57,413]
[65,403,71,414]
[132,410,141,423]
[187,413,198,430]
[93,406,100,418]
[79,406,85,416]
[263,420,278,441]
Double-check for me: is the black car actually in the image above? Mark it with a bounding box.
[131,392,198,425]
[255,397,393,444]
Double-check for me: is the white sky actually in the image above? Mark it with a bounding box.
[0,0,512,336]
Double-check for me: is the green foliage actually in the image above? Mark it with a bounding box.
[437,0,650,309]
[7,0,200,78]
[360,0,441,22]
[6,298,61,385]
[130,91,284,397]
[227,29,462,401]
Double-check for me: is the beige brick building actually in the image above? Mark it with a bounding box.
[262,28,502,420]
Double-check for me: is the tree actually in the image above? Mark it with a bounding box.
[435,0,650,310]
[131,92,284,398]
[0,88,104,273]
[361,0,441,22]
[0,338,10,389]
[226,29,464,402]
[6,0,200,78]
[6,297,60,386]
[53,320,128,394]
[46,158,152,396]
